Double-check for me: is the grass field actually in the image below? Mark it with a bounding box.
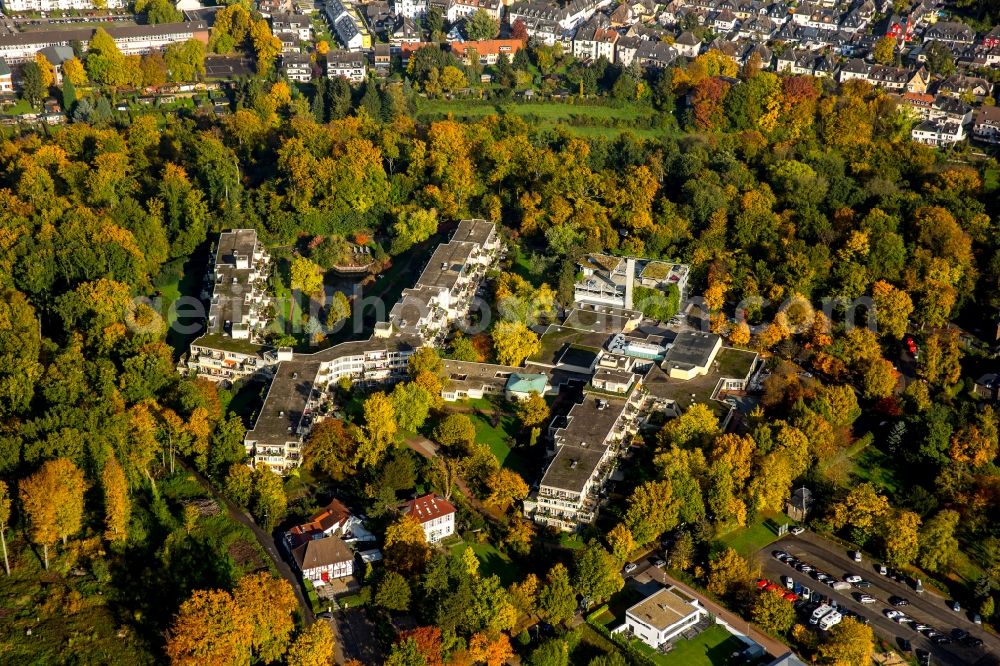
[450,542,520,586]
[716,511,794,558]
[414,99,670,139]
[451,398,532,477]
[631,625,747,666]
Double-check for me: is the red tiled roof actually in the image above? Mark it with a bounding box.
[450,39,525,57]
[286,498,352,546]
[405,494,456,523]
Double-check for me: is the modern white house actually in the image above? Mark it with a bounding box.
[404,494,456,543]
[616,586,706,649]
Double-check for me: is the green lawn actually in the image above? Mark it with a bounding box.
[631,625,747,666]
[847,444,905,496]
[450,542,520,586]
[414,99,670,139]
[716,511,794,558]
[452,399,532,477]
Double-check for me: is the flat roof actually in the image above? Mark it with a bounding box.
[557,344,600,369]
[441,358,519,392]
[664,331,720,370]
[627,586,699,632]
[0,21,206,47]
[415,241,478,291]
[563,306,640,334]
[205,229,266,339]
[246,359,320,446]
[532,325,610,366]
[451,219,495,245]
[539,444,607,494]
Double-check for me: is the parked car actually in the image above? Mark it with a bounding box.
[963,636,984,648]
[653,559,666,568]
[855,580,873,588]
[972,613,982,625]
[782,576,794,589]
[914,624,932,632]
[623,563,638,574]
[885,609,902,620]
[853,551,862,563]
[756,579,769,589]
[790,526,805,535]
[951,628,968,641]
[801,586,812,601]
[773,550,789,561]
[783,592,798,602]
[949,600,961,612]
[857,594,876,604]
[844,575,862,583]
[891,597,910,607]
[877,564,888,575]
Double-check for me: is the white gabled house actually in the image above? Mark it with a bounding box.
[404,494,456,543]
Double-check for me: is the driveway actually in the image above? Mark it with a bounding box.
[759,533,999,666]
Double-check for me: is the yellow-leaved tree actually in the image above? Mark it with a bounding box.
[101,457,131,543]
[19,458,86,569]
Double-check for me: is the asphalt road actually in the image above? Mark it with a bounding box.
[758,533,1000,666]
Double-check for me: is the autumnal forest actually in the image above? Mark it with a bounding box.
[0,54,999,665]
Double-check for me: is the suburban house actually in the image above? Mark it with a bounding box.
[449,39,524,66]
[327,50,367,82]
[911,119,966,147]
[572,22,619,62]
[673,30,702,58]
[973,106,1000,144]
[272,13,313,42]
[615,586,706,649]
[404,494,457,542]
[924,20,975,46]
[282,53,312,82]
[290,534,355,586]
[0,59,12,94]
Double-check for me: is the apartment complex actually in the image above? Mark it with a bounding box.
[243,334,420,473]
[574,254,689,311]
[525,393,640,531]
[2,0,124,11]
[378,219,501,342]
[181,229,276,386]
[0,21,209,63]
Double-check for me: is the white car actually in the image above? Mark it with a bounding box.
[791,526,805,535]
[623,563,637,574]
[859,595,876,604]
[885,610,902,620]
[845,575,863,584]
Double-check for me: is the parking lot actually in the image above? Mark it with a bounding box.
[759,532,1000,666]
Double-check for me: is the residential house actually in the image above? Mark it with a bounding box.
[615,586,706,649]
[395,0,428,18]
[327,50,367,82]
[883,14,914,42]
[634,40,676,69]
[974,373,1000,401]
[924,20,975,46]
[282,53,312,82]
[673,30,701,58]
[449,39,524,65]
[911,119,966,147]
[272,13,313,42]
[446,0,501,22]
[712,8,738,34]
[615,35,643,67]
[838,57,869,83]
[983,25,1000,50]
[572,22,618,62]
[373,43,392,72]
[867,64,913,92]
[973,106,1000,144]
[390,15,422,46]
[0,59,11,94]
[290,534,355,586]
[937,74,992,101]
[404,494,456,542]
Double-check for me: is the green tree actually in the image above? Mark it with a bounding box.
[465,9,499,40]
[492,320,540,366]
[573,542,624,607]
[433,413,476,452]
[165,38,206,82]
[517,393,550,427]
[326,292,351,329]
[919,509,960,573]
[751,590,796,634]
[538,563,576,625]
[20,62,47,106]
[290,256,324,296]
[250,466,287,531]
[391,207,438,255]
[137,0,183,23]
[817,617,874,665]
[377,571,412,611]
[391,382,432,432]
[872,36,896,64]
